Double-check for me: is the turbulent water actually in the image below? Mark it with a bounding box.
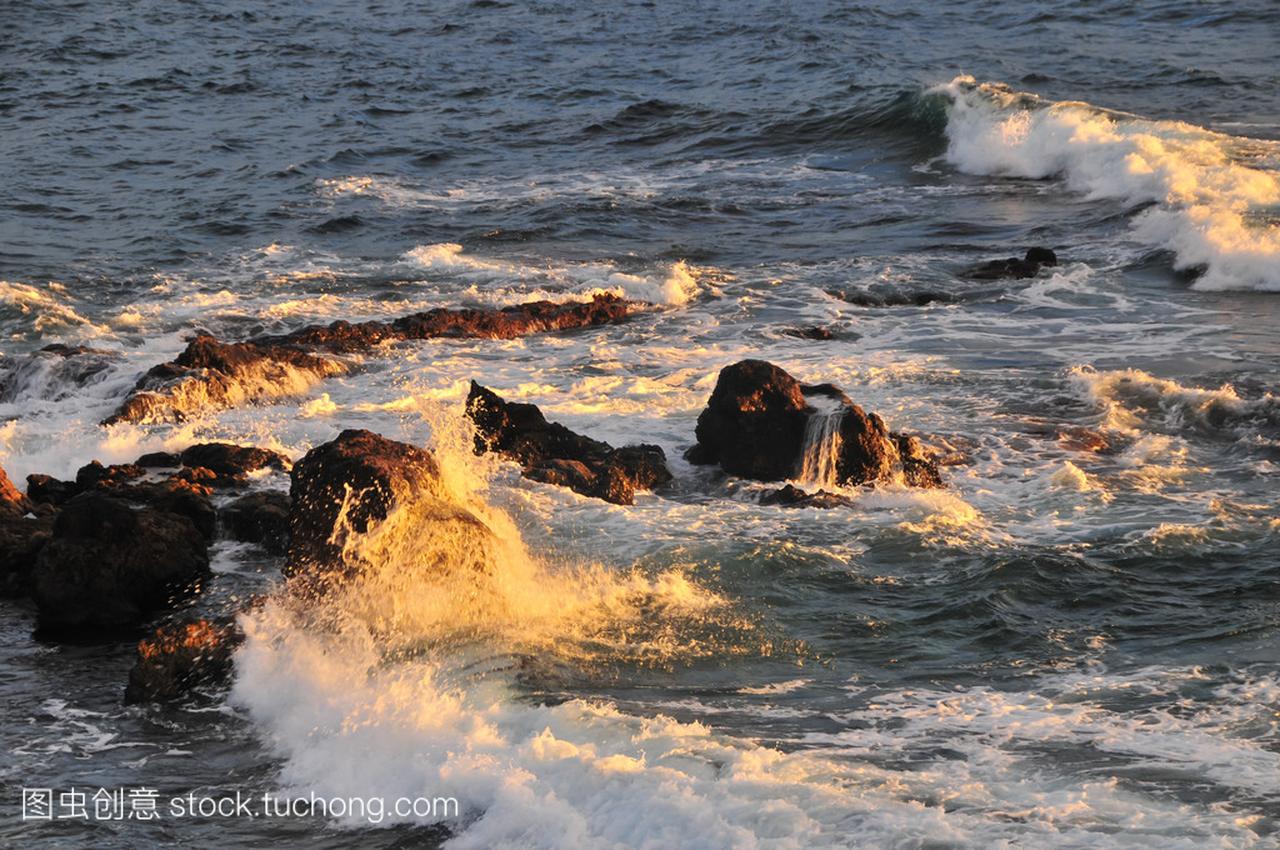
[3,0,1280,847]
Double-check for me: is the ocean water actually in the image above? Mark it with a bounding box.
[2,1,1280,847]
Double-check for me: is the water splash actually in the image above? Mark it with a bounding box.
[796,395,845,488]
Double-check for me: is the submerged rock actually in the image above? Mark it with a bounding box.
[686,360,942,488]
[760,484,853,509]
[285,429,495,582]
[222,490,290,554]
[31,493,210,632]
[466,381,672,505]
[106,296,636,424]
[124,617,242,703]
[964,247,1058,280]
[0,344,117,403]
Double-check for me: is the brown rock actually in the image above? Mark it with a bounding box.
[466,382,671,505]
[124,618,243,703]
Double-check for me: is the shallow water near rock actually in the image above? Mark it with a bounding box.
[2,0,1279,847]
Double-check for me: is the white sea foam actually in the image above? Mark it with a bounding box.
[403,243,702,306]
[934,75,1280,291]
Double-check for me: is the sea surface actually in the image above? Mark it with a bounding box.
[2,1,1280,847]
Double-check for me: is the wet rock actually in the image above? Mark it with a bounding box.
[107,296,636,424]
[104,333,348,425]
[222,490,290,554]
[0,344,116,402]
[124,618,243,703]
[267,293,634,352]
[31,493,210,632]
[760,484,853,509]
[687,360,942,488]
[0,465,29,514]
[135,451,181,468]
[0,465,49,597]
[781,326,836,340]
[285,429,494,581]
[75,460,145,489]
[179,442,291,479]
[466,382,672,505]
[25,474,76,507]
[964,247,1058,280]
[833,288,958,308]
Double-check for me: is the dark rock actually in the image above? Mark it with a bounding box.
[31,493,210,632]
[466,382,672,505]
[781,326,836,340]
[964,247,1058,280]
[76,460,145,489]
[25,474,75,506]
[760,484,853,509]
[124,618,243,703]
[687,360,810,480]
[688,360,943,488]
[179,443,291,479]
[833,289,958,308]
[222,490,290,554]
[135,451,181,468]
[285,429,494,582]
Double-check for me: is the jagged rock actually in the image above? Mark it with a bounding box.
[263,293,634,352]
[124,618,242,703]
[31,493,210,632]
[106,296,635,424]
[1,464,29,513]
[686,360,942,488]
[466,382,672,505]
[964,247,1058,280]
[103,334,348,425]
[222,490,290,554]
[0,464,49,597]
[178,443,291,479]
[760,484,853,509]
[285,429,495,582]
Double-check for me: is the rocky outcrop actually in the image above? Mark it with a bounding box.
[106,295,635,424]
[103,334,347,426]
[466,382,672,505]
[222,490,290,554]
[964,247,1058,280]
[262,292,634,352]
[124,618,242,703]
[31,493,210,632]
[686,360,942,488]
[285,429,495,583]
[178,443,291,478]
[0,465,51,597]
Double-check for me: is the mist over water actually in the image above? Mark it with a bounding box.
[2,0,1279,847]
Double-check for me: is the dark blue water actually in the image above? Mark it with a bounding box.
[2,1,1279,847]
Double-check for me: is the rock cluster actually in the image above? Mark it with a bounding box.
[466,382,672,505]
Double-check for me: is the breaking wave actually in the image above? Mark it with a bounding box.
[933,75,1280,291]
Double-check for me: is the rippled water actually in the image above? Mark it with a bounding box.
[2,1,1279,847]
